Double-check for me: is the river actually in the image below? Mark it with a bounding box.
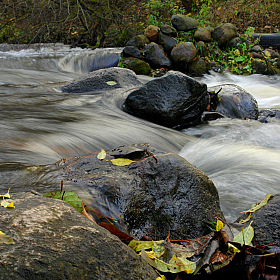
[0,43,280,222]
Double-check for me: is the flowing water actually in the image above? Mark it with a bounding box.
[0,43,280,222]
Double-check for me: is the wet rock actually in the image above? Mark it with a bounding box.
[259,109,280,120]
[55,144,224,241]
[123,71,209,128]
[187,57,208,77]
[122,46,144,60]
[144,25,160,42]
[194,28,212,42]
[0,192,158,280]
[212,23,238,46]
[143,42,172,68]
[120,57,151,75]
[158,32,177,53]
[126,35,150,49]
[160,24,177,37]
[251,52,264,59]
[209,84,259,119]
[235,194,280,245]
[171,14,199,32]
[61,67,143,93]
[170,42,197,65]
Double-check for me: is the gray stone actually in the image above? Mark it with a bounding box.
[144,25,160,42]
[251,45,263,52]
[171,14,199,32]
[171,42,197,64]
[54,143,224,240]
[158,32,177,53]
[160,24,177,37]
[120,57,151,75]
[122,46,144,60]
[187,57,208,77]
[209,84,259,119]
[123,71,209,128]
[143,42,172,68]
[61,67,143,93]
[252,59,280,75]
[194,28,212,42]
[0,192,158,280]
[212,23,238,46]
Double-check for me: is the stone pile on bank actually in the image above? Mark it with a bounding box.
[120,14,280,76]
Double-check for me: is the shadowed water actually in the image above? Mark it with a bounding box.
[0,44,280,222]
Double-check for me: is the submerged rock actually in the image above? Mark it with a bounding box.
[55,144,225,241]
[61,67,143,93]
[209,84,259,120]
[123,71,209,128]
[0,192,158,280]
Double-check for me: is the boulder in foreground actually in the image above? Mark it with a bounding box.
[0,192,158,280]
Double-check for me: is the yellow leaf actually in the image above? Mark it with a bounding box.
[146,250,157,259]
[217,6,221,10]
[109,158,136,166]
[264,50,271,57]
[0,231,15,244]
[216,219,224,231]
[233,221,254,246]
[1,199,14,208]
[241,193,272,214]
[97,149,106,160]
[0,188,10,199]
[106,81,117,86]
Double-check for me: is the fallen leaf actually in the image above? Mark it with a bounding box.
[0,188,10,199]
[25,165,42,172]
[99,222,133,242]
[43,191,83,213]
[97,149,106,160]
[128,240,165,253]
[233,221,254,246]
[1,199,15,208]
[216,219,224,231]
[0,231,15,244]
[210,250,227,264]
[241,193,272,214]
[106,81,117,85]
[109,158,136,166]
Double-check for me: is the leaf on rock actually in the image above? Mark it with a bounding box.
[210,250,227,264]
[216,219,224,231]
[43,191,83,213]
[0,188,10,199]
[0,231,15,244]
[99,222,133,242]
[128,240,165,253]
[1,199,15,208]
[25,165,43,172]
[233,221,254,246]
[241,193,272,214]
[97,149,106,160]
[109,158,136,166]
[106,81,117,86]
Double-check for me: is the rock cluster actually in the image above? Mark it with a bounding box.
[120,15,280,76]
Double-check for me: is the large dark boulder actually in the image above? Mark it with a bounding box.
[54,144,224,241]
[61,67,143,93]
[126,34,150,49]
[122,46,144,60]
[187,57,209,77]
[143,42,172,68]
[171,14,199,32]
[209,84,259,120]
[235,194,280,246]
[0,192,158,279]
[158,32,177,53]
[170,42,197,65]
[123,71,209,128]
[212,23,238,46]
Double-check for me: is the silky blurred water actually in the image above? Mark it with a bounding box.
[0,43,280,222]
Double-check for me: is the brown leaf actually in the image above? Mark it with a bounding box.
[99,222,133,242]
[210,250,228,264]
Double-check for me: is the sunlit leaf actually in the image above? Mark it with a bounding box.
[97,148,106,160]
[1,199,15,208]
[264,50,271,57]
[0,188,10,199]
[106,81,117,85]
[109,158,136,166]
[233,221,254,246]
[216,219,224,231]
[238,212,252,224]
[128,240,165,253]
[43,191,83,213]
[25,165,42,172]
[170,255,196,273]
[0,231,15,244]
[156,274,167,280]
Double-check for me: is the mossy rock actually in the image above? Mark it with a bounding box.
[120,57,151,75]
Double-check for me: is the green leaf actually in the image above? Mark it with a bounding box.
[109,158,136,166]
[241,193,272,214]
[233,221,254,246]
[97,148,106,160]
[43,191,83,213]
[0,231,15,244]
[106,81,117,86]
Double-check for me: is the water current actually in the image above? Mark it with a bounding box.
[0,43,280,222]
